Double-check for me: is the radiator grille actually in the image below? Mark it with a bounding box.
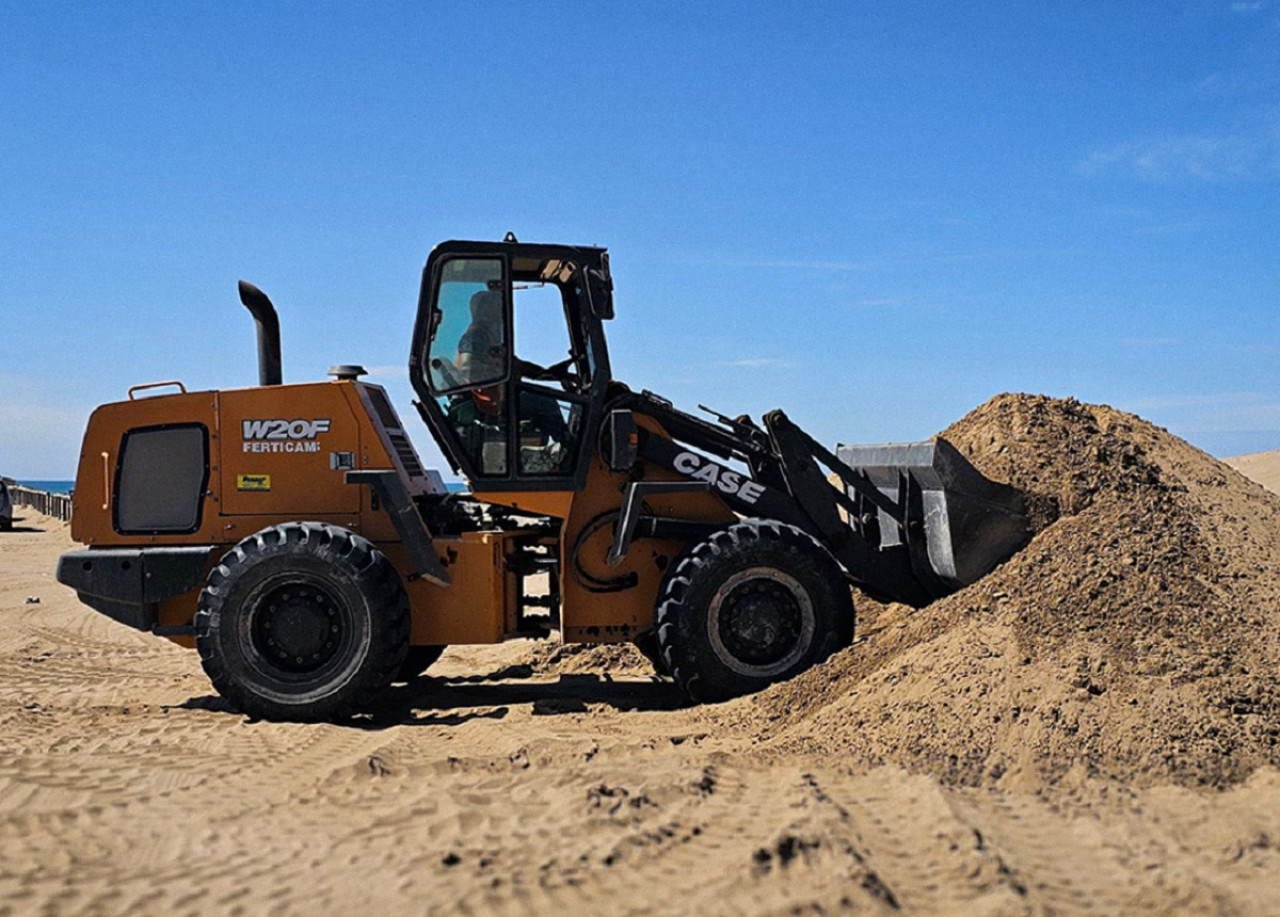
[366,384,400,430]
[388,428,426,478]
[365,386,427,479]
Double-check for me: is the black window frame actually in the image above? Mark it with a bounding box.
[423,255,513,398]
[410,240,615,494]
[112,422,211,535]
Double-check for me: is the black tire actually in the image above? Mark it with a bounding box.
[655,520,854,703]
[397,644,446,681]
[195,522,410,722]
[633,632,670,677]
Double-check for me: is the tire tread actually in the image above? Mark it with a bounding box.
[655,519,854,703]
[195,522,409,722]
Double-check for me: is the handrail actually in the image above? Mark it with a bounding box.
[128,380,187,400]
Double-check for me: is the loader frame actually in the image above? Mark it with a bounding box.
[55,235,1032,722]
[404,238,1011,608]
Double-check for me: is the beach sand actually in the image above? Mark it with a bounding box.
[5,399,1280,915]
[1225,449,1280,498]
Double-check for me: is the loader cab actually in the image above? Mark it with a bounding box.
[410,239,614,492]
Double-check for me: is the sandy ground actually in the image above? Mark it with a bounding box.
[1225,450,1280,497]
[3,500,1280,916]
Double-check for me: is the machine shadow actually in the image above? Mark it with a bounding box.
[359,672,689,728]
[4,516,47,533]
[176,672,688,729]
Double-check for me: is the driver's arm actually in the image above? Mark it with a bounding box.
[515,354,577,386]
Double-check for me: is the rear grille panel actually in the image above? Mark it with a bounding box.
[388,429,426,478]
[363,386,427,480]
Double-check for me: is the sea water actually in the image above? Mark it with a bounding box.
[17,480,76,494]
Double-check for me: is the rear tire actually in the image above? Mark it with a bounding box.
[655,520,854,703]
[195,522,409,722]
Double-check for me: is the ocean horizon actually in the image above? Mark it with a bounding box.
[16,480,76,494]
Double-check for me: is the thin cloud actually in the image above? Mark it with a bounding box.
[714,357,793,368]
[1229,1,1266,12]
[1125,391,1280,438]
[1181,402,1280,433]
[1133,221,1204,235]
[692,258,871,272]
[1126,392,1266,411]
[1079,132,1272,182]
[682,250,1007,273]
[1122,336,1178,347]
[0,393,91,478]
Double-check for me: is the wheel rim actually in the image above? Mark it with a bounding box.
[242,574,352,679]
[707,567,816,678]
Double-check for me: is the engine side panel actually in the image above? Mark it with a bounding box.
[218,385,362,519]
[71,392,222,547]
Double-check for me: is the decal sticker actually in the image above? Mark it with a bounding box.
[237,474,272,492]
[241,418,331,453]
[672,451,766,504]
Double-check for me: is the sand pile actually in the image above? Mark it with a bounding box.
[526,640,655,678]
[742,394,1280,790]
[1227,449,1280,496]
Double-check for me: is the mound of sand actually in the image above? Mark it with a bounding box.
[527,640,655,678]
[738,394,1280,791]
[1226,449,1280,496]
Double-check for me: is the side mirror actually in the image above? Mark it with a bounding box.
[603,410,638,471]
[587,255,614,320]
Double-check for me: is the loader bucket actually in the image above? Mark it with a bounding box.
[835,437,1031,590]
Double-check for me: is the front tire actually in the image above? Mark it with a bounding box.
[195,522,409,722]
[655,520,854,702]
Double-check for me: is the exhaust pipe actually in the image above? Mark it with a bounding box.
[237,280,282,386]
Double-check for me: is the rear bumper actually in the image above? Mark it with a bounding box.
[56,546,215,631]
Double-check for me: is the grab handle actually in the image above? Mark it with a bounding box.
[128,380,187,400]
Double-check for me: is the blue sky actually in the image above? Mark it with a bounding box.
[2,2,1278,479]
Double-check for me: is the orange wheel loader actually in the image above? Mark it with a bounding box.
[56,237,1031,721]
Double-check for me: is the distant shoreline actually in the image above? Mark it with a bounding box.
[16,480,75,495]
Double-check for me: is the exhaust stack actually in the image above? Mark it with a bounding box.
[238,280,282,386]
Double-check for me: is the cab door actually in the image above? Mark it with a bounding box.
[415,243,602,494]
[420,254,515,479]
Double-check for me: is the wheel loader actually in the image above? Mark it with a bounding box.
[56,237,1031,721]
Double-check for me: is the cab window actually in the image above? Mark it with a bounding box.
[510,281,584,476]
[425,258,507,393]
[426,256,511,476]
